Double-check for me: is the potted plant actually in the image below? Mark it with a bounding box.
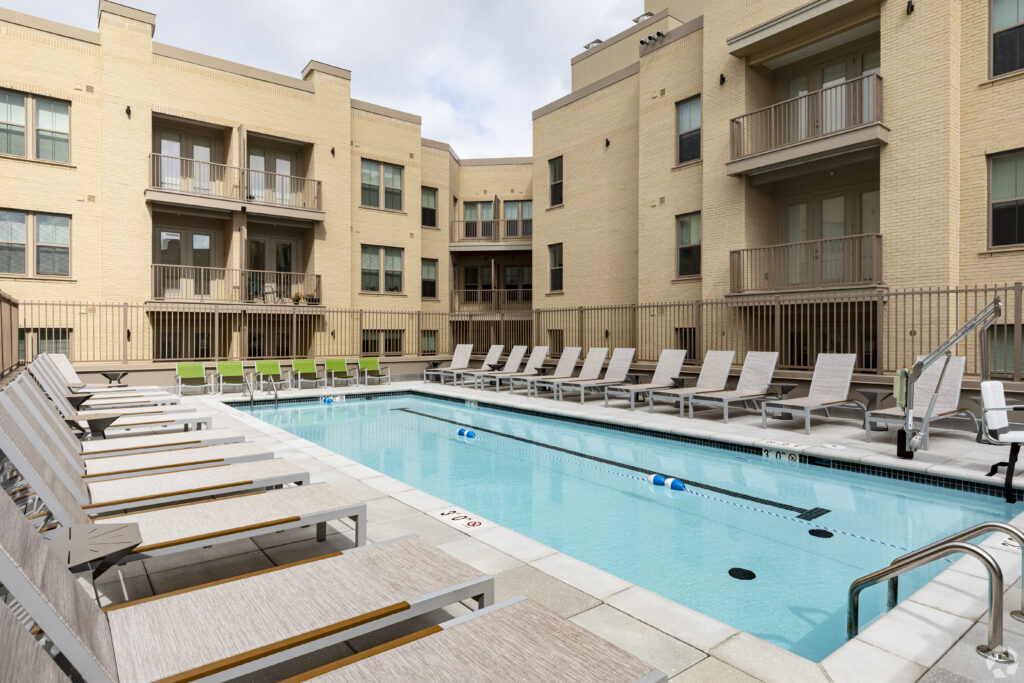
[292,291,302,305]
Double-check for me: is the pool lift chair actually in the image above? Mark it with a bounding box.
[892,296,1001,460]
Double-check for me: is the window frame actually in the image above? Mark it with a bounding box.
[0,89,71,164]
[360,244,405,293]
[992,0,1024,78]
[0,209,72,279]
[421,258,438,299]
[675,95,701,165]
[675,212,702,278]
[989,148,1024,249]
[360,244,380,292]
[548,243,563,292]
[360,158,404,211]
[0,209,27,276]
[35,97,70,163]
[35,213,71,277]
[421,186,438,228]
[0,89,26,159]
[549,156,563,207]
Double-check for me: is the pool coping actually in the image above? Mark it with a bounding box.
[205,382,1024,681]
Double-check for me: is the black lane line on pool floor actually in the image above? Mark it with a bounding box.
[396,407,828,518]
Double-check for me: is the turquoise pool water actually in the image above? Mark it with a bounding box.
[244,394,1019,661]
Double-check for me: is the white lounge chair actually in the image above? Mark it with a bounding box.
[511,346,582,396]
[475,346,545,390]
[648,350,735,415]
[865,355,978,448]
[466,345,527,388]
[424,343,473,383]
[0,589,69,683]
[558,348,636,404]
[40,353,161,393]
[980,380,1024,504]
[604,349,686,410]
[29,360,180,409]
[445,344,503,386]
[689,351,779,422]
[534,347,607,399]
[760,353,865,434]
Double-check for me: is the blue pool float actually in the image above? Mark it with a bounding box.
[466,430,476,439]
[647,474,666,486]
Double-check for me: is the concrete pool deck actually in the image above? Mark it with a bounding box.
[91,380,1024,682]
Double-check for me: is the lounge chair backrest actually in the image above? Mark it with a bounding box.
[216,361,244,378]
[578,347,609,380]
[981,381,1009,431]
[695,350,735,390]
[16,375,87,465]
[911,355,966,413]
[45,352,81,385]
[480,344,504,369]
[293,359,318,375]
[324,358,352,375]
[6,380,90,495]
[176,361,207,380]
[499,346,528,372]
[255,360,282,376]
[551,347,582,377]
[358,357,380,372]
[449,344,473,370]
[25,364,74,417]
[0,492,118,683]
[806,354,856,401]
[603,348,636,382]
[652,349,687,384]
[522,346,549,373]
[0,588,69,683]
[735,351,779,394]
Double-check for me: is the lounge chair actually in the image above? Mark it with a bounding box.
[40,353,161,393]
[175,361,215,395]
[444,344,503,386]
[689,351,779,422]
[423,343,473,383]
[294,358,327,389]
[648,350,735,415]
[533,347,607,399]
[34,355,166,398]
[286,596,667,682]
[358,357,391,385]
[865,355,978,448]
[216,360,248,394]
[256,359,292,392]
[481,346,549,391]
[980,381,1024,503]
[604,349,686,410]
[467,345,528,388]
[0,591,69,683]
[325,358,359,387]
[0,494,487,683]
[510,346,581,396]
[760,353,865,434]
[558,348,636,404]
[30,359,180,409]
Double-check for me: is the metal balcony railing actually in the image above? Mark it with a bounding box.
[729,234,883,294]
[450,218,533,244]
[452,288,533,312]
[730,74,883,160]
[151,264,322,304]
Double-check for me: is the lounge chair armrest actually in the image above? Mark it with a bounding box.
[984,405,1024,413]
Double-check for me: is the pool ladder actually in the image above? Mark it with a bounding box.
[847,521,1024,663]
[242,374,278,407]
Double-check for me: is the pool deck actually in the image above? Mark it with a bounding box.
[93,380,1024,682]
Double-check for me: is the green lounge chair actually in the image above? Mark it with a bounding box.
[359,357,391,385]
[175,362,214,395]
[293,359,326,389]
[215,361,247,394]
[325,358,358,387]
[255,360,291,392]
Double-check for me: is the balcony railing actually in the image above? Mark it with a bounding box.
[729,233,883,294]
[730,74,883,161]
[450,218,532,244]
[452,288,533,312]
[150,153,322,211]
[151,264,322,304]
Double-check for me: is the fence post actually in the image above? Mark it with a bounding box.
[772,296,781,355]
[875,291,885,374]
[1014,282,1022,382]
[291,307,298,358]
[121,302,128,365]
[577,307,584,350]
[214,311,220,360]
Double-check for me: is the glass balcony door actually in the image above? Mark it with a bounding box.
[154,228,217,299]
[821,62,847,135]
[159,132,181,190]
[247,237,297,302]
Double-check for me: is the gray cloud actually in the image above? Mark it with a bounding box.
[6,0,639,157]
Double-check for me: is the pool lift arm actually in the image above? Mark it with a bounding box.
[894,297,1002,459]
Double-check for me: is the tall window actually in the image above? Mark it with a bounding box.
[421,186,437,227]
[360,159,404,210]
[360,159,380,207]
[548,329,565,355]
[360,245,405,292]
[0,210,26,274]
[0,90,25,157]
[994,0,1024,77]
[360,245,380,291]
[676,96,701,164]
[991,150,1024,247]
[384,248,403,291]
[36,214,70,276]
[361,329,379,354]
[383,329,403,355]
[676,212,701,276]
[421,330,438,355]
[384,164,403,210]
[421,258,438,298]
[549,243,563,291]
[549,156,563,206]
[36,98,69,163]
[504,200,532,237]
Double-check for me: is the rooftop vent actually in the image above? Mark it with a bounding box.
[583,38,604,50]
[633,11,654,23]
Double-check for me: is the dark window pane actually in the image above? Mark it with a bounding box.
[992,202,1021,246]
[678,130,701,164]
[422,206,436,227]
[361,184,379,207]
[0,244,25,274]
[550,182,563,206]
[422,280,436,298]
[361,269,379,291]
[36,245,69,276]
[993,26,1024,77]
[385,188,402,211]
[550,268,563,291]
[678,245,701,277]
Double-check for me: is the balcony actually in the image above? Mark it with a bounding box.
[151,264,323,305]
[729,234,882,294]
[147,154,323,217]
[449,219,532,251]
[727,74,888,177]
[452,288,533,313]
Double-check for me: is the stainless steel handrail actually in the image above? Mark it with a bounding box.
[848,525,1020,663]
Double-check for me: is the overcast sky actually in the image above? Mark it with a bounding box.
[6,0,641,157]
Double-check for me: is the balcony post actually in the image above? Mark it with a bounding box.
[122,302,128,365]
[773,296,782,355]
[1014,282,1023,382]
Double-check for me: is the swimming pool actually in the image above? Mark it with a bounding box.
[243,394,1019,661]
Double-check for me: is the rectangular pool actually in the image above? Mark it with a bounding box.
[243,394,1019,661]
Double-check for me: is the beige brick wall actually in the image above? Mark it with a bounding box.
[571,15,680,91]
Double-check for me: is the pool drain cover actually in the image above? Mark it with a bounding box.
[809,529,833,539]
[728,568,756,581]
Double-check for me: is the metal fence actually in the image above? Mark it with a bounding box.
[0,291,18,379]
[11,282,1024,380]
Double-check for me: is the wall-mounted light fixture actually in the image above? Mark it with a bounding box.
[720,74,726,85]
[648,35,655,42]
[906,0,914,14]
[125,105,131,118]
[656,31,664,38]
[330,147,335,157]
[605,138,610,148]
[640,39,646,45]
[126,329,131,342]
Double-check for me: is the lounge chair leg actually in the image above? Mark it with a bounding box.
[761,406,767,429]
[630,393,635,411]
[475,589,494,609]
[805,411,811,435]
[723,403,729,423]
[316,521,327,542]
[352,512,366,546]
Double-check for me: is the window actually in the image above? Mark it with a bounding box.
[361,330,379,355]
[676,96,701,164]
[36,214,70,276]
[0,210,26,274]
[421,258,438,299]
[463,266,492,302]
[421,187,437,227]
[361,159,403,210]
[361,245,404,293]
[421,330,438,356]
[676,212,701,276]
[384,247,403,292]
[994,0,1024,77]
[991,150,1024,247]
[0,90,25,157]
[361,330,402,355]
[675,327,697,356]
[18,328,70,361]
[36,98,69,163]
[384,164,403,210]
[383,329,403,355]
[504,200,532,237]
[360,159,380,207]
[548,329,565,355]
[549,243,563,291]
[549,156,563,206]
[360,245,380,291]
[464,202,494,238]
